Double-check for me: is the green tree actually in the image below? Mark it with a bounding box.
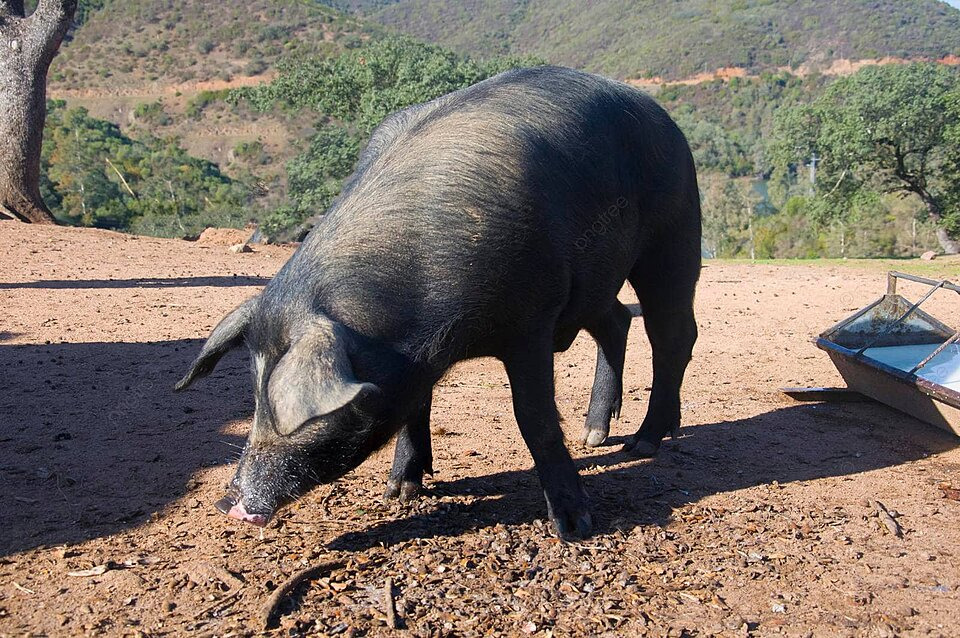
[234,35,541,133]
[771,63,960,254]
[133,100,172,127]
[45,103,129,226]
[664,72,829,179]
[42,101,250,236]
[701,177,762,258]
[677,115,750,177]
[286,124,362,213]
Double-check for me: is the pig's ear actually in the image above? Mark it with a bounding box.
[268,320,379,435]
[175,297,257,391]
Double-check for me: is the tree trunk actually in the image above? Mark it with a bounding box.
[0,0,77,224]
[922,200,960,255]
[935,227,960,256]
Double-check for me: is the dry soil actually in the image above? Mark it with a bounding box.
[1,223,959,637]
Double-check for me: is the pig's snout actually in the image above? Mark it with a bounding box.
[227,501,270,527]
[213,445,306,528]
[214,493,272,527]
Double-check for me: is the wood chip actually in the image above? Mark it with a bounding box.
[181,561,244,591]
[67,565,109,577]
[874,501,902,538]
[384,577,399,629]
[939,483,960,501]
[260,561,342,630]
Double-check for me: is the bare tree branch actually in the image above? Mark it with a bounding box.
[24,0,76,65]
[892,144,944,220]
[825,170,848,197]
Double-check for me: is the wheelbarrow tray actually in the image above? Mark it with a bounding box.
[816,273,960,437]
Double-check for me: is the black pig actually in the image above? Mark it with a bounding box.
[176,66,700,539]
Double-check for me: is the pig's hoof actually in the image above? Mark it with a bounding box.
[581,427,608,448]
[551,509,593,541]
[383,479,423,503]
[622,436,660,459]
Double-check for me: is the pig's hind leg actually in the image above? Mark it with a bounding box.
[503,338,592,539]
[384,396,434,502]
[581,301,632,448]
[623,246,698,458]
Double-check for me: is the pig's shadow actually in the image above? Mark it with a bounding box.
[0,338,251,556]
[327,400,958,551]
[5,333,956,558]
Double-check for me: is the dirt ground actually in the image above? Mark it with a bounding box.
[1,222,959,637]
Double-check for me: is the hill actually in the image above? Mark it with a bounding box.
[333,0,960,80]
[32,0,958,255]
[49,0,376,92]
[43,0,379,217]
[39,3,535,239]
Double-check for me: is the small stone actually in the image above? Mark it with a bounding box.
[197,226,255,246]
[876,624,896,638]
[920,250,937,261]
[896,605,916,617]
[723,614,746,630]
[58,547,79,559]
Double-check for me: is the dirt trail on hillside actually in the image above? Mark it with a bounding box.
[0,223,958,637]
[628,55,960,89]
[49,73,275,100]
[49,56,960,104]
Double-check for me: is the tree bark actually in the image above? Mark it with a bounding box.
[919,201,960,255]
[0,0,77,224]
[935,227,960,255]
[891,145,960,255]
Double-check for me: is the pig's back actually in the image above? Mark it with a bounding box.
[277,66,697,364]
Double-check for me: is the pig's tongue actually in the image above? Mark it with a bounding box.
[214,494,269,527]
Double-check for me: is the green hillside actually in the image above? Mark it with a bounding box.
[49,0,376,91]
[332,0,960,79]
[31,0,958,256]
[42,0,379,218]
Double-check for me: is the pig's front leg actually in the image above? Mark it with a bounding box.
[503,339,592,540]
[384,396,433,502]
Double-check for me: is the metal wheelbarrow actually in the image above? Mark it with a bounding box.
[793,271,960,437]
